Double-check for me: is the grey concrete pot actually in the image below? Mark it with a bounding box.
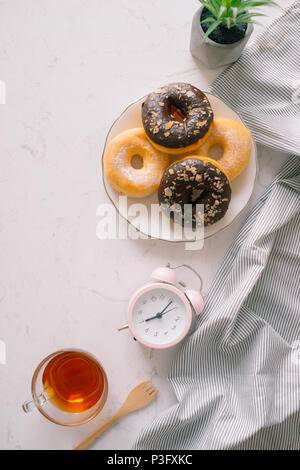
[190,7,254,69]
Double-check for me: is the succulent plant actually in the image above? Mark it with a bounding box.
[199,0,277,40]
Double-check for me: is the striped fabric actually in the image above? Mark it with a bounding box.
[209,1,300,156]
[134,3,300,450]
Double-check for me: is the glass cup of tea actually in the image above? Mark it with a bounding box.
[22,349,108,426]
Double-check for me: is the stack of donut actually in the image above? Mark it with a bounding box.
[104,82,252,227]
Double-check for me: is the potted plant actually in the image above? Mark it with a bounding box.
[190,0,277,69]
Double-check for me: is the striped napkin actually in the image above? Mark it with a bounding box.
[210,1,300,156]
[134,2,300,450]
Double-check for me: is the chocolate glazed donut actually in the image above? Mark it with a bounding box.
[158,157,231,227]
[142,83,214,154]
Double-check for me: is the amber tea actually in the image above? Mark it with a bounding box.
[42,350,105,413]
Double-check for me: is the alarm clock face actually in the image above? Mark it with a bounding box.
[127,283,192,349]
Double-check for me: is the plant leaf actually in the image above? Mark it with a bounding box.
[200,17,217,24]
[198,0,277,27]
[235,18,263,25]
[218,5,227,18]
[231,0,243,6]
[239,0,278,7]
[231,6,238,22]
[221,16,235,28]
[236,12,266,22]
[200,1,219,17]
[210,0,222,12]
[242,11,266,17]
[237,0,278,13]
[202,20,222,41]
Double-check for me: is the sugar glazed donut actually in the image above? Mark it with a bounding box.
[142,83,214,155]
[197,118,252,180]
[104,128,169,198]
[158,157,231,227]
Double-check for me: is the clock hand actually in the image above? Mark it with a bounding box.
[159,300,173,315]
[154,300,173,320]
[144,303,175,323]
[160,307,177,316]
[144,314,160,322]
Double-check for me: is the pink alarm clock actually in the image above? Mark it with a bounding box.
[118,265,204,349]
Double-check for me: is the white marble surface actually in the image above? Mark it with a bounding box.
[0,0,291,450]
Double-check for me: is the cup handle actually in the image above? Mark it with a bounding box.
[22,392,49,413]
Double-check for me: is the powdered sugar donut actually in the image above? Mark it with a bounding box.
[196,118,251,180]
[104,128,169,198]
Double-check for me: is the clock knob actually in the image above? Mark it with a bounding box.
[151,266,177,285]
[184,289,204,316]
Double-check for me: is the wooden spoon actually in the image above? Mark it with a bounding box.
[73,380,158,450]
